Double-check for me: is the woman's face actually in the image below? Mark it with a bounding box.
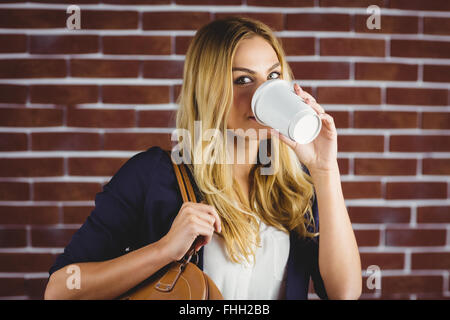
[227,36,282,140]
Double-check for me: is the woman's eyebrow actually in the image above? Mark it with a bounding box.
[232,62,280,74]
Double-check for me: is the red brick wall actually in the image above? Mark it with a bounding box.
[0,0,449,300]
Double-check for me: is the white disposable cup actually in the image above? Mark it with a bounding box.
[251,79,322,144]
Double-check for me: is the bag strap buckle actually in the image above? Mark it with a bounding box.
[155,244,200,292]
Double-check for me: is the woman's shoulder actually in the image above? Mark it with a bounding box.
[105,146,172,191]
[119,146,170,174]
[129,145,169,166]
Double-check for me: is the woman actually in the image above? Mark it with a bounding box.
[44,16,361,300]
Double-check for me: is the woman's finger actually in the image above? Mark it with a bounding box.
[294,83,314,102]
[186,202,221,233]
[190,217,215,249]
[294,83,325,114]
[294,83,301,95]
[318,113,337,134]
[191,215,215,234]
[193,226,213,251]
[194,210,215,227]
[320,112,336,129]
[310,101,326,116]
[304,95,325,114]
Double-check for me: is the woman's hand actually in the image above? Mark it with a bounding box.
[270,83,338,172]
[158,201,222,261]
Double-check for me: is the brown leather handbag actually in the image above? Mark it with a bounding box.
[118,151,223,300]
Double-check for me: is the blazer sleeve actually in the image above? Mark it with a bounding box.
[48,147,164,276]
[303,164,328,300]
[309,188,329,300]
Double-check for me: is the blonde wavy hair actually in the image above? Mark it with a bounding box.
[175,16,318,264]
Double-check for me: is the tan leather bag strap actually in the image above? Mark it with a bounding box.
[167,150,197,203]
[168,151,190,203]
[166,150,199,260]
[180,163,197,203]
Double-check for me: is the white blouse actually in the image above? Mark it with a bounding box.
[203,218,290,300]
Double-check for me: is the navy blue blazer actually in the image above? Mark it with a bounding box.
[48,146,328,300]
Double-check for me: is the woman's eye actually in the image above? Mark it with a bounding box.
[234,76,251,85]
[268,71,281,80]
[234,71,281,85]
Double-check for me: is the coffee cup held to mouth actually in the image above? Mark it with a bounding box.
[251,79,322,144]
